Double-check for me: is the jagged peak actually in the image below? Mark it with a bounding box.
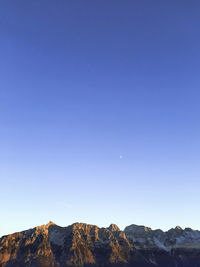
[185,227,194,232]
[175,226,183,231]
[2,222,200,240]
[108,224,120,232]
[124,224,152,233]
[46,221,55,227]
[167,226,184,235]
[72,222,93,227]
[71,222,99,231]
[35,221,56,233]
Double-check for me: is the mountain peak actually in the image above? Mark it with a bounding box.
[47,221,55,227]
[124,224,152,233]
[108,224,120,231]
[175,225,183,230]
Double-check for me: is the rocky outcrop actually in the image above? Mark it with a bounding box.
[1,222,200,266]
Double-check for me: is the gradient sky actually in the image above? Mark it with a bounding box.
[1,0,200,237]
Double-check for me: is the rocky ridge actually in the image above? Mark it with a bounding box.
[1,222,200,266]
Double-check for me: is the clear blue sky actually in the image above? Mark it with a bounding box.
[1,0,200,237]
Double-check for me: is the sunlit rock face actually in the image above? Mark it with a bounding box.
[1,222,200,267]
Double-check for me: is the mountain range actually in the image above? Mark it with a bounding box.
[1,222,200,267]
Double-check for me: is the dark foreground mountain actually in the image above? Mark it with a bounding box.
[1,222,200,267]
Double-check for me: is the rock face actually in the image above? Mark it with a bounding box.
[1,222,200,267]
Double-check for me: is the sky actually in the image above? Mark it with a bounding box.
[1,0,200,237]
